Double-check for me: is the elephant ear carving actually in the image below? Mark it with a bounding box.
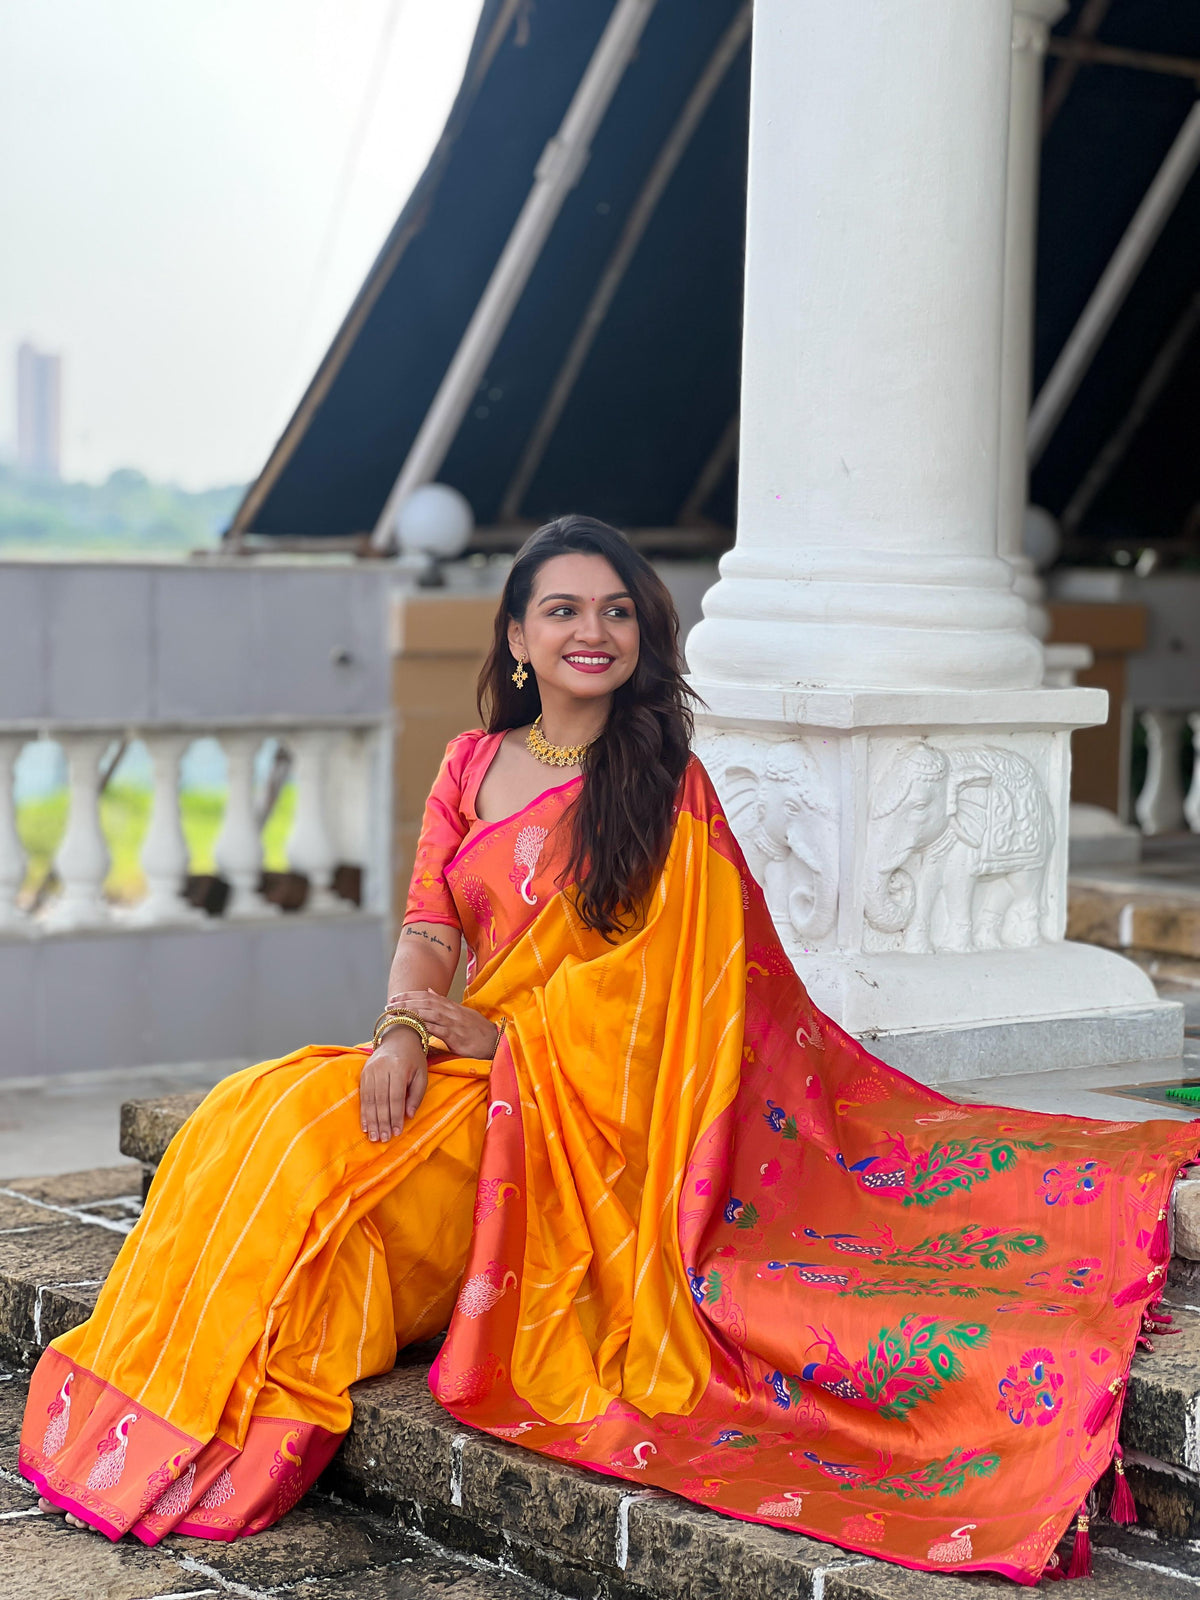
[947,772,991,850]
[721,765,762,837]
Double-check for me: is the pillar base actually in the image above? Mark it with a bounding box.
[797,945,1182,1084]
[691,680,1173,1079]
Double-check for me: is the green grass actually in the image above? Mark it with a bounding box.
[17,783,296,904]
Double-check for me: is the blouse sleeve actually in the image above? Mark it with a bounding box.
[402,731,482,929]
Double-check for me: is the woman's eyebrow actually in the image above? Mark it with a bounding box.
[537,591,633,604]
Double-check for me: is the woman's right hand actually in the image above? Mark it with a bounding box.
[360,1027,428,1143]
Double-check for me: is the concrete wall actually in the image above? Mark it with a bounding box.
[0,559,391,726]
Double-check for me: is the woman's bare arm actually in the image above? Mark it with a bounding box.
[387,921,461,999]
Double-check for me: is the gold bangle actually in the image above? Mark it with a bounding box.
[374,1014,429,1054]
[374,1008,429,1048]
[374,1006,429,1039]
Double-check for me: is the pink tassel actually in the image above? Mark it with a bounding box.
[1113,1264,1166,1307]
[1109,1446,1137,1525]
[1066,1507,1092,1580]
[1084,1375,1124,1435]
[1150,1205,1171,1264]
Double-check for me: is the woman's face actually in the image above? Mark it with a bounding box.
[508,552,640,704]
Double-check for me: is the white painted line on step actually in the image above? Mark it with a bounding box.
[0,1188,134,1235]
[615,1489,663,1569]
[33,1281,104,1346]
[176,1555,276,1598]
[1100,1549,1200,1588]
[0,1464,36,1492]
[0,1507,42,1519]
[0,1226,49,1236]
[449,1433,467,1507]
[142,1592,219,1599]
[74,1195,142,1215]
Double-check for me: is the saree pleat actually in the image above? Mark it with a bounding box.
[21,734,1200,1582]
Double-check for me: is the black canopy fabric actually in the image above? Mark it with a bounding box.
[232,0,1200,558]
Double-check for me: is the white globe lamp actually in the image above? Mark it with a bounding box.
[394,484,474,584]
[1022,504,1061,574]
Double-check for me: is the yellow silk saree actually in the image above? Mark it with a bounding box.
[21,730,1200,1582]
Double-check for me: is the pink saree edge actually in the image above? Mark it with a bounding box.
[19,1456,126,1543]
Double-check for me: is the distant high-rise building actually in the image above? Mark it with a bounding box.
[17,342,61,478]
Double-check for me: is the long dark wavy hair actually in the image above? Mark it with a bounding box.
[477,515,699,938]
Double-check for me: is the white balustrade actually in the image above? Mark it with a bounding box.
[0,720,383,937]
[285,729,344,913]
[0,736,25,929]
[1135,709,1191,837]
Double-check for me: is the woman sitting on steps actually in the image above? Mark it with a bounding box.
[22,514,1200,1583]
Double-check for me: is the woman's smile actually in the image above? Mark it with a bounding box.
[562,651,615,673]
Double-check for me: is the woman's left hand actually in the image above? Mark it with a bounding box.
[386,990,501,1060]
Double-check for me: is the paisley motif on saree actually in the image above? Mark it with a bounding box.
[21,729,1200,1582]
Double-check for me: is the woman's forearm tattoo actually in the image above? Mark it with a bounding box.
[401,926,454,954]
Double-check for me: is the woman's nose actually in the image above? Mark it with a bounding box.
[573,609,608,642]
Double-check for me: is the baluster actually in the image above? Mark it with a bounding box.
[132,733,202,924]
[329,729,369,861]
[216,732,274,918]
[1186,713,1200,834]
[0,736,26,928]
[1135,710,1187,836]
[286,730,343,913]
[44,733,111,929]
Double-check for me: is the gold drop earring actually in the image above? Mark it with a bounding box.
[511,655,529,689]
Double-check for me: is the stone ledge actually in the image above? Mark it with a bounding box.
[119,1089,208,1169]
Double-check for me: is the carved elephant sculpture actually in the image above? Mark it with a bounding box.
[863,741,1053,953]
[720,740,838,945]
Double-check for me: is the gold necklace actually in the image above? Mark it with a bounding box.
[526,714,594,768]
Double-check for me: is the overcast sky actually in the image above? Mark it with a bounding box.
[0,0,484,488]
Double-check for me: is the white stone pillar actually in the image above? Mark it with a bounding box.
[997,0,1065,642]
[686,0,1178,1079]
[689,0,1040,695]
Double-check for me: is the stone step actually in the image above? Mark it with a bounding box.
[7,1167,1200,1594]
[1069,875,1200,964]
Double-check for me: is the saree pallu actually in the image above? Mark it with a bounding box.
[21,748,1200,1583]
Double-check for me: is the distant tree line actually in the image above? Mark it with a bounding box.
[0,462,242,552]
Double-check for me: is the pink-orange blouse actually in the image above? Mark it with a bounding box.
[403,728,582,975]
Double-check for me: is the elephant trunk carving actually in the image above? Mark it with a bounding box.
[863,863,915,934]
